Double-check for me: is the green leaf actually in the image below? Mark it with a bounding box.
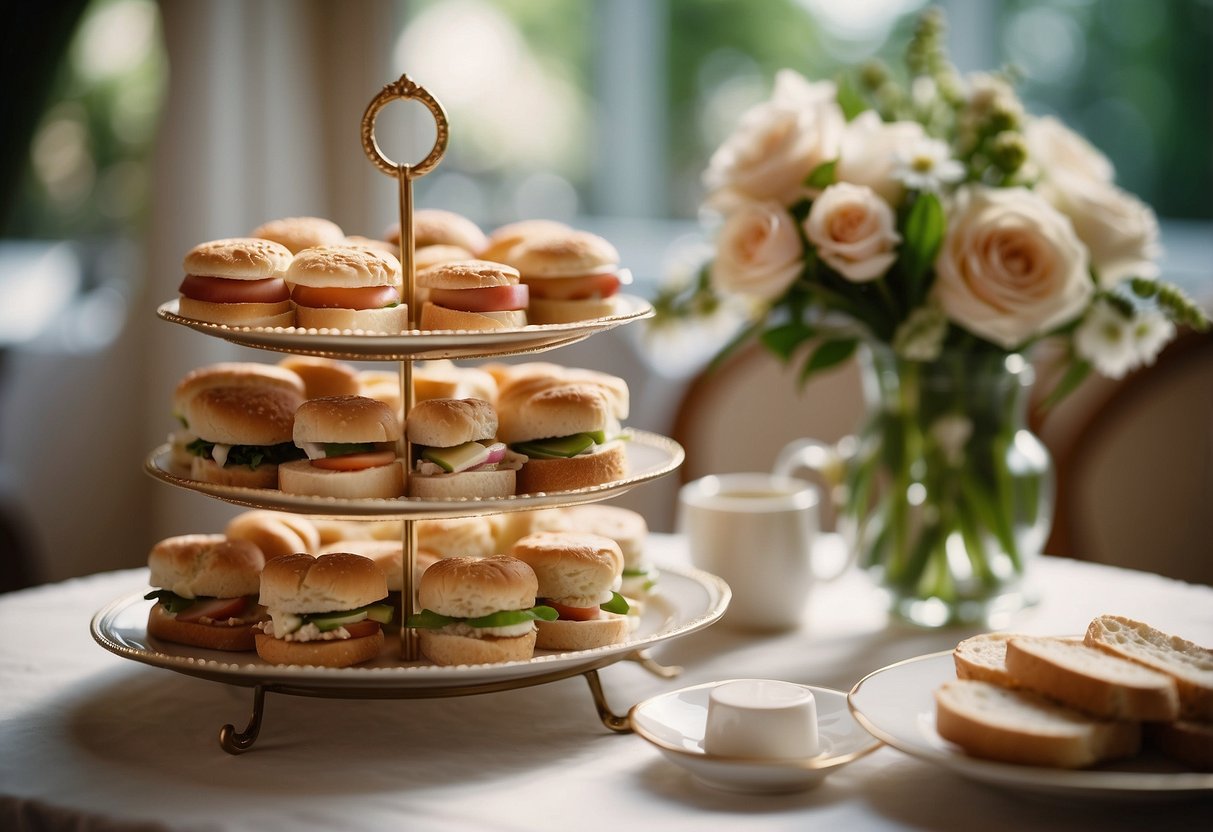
[144,589,195,614]
[804,159,837,190]
[898,192,946,302]
[835,75,868,121]
[600,592,630,615]
[799,338,858,387]
[323,442,374,458]
[760,322,816,362]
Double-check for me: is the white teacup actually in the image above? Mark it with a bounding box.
[677,472,853,631]
[704,679,820,759]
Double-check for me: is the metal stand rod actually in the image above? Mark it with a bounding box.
[582,669,632,733]
[627,648,683,679]
[218,684,266,755]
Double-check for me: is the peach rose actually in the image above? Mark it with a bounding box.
[703,70,844,207]
[932,186,1093,349]
[709,200,804,302]
[802,183,900,282]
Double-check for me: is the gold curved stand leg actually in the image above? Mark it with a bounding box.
[627,648,683,679]
[219,685,266,755]
[582,669,632,733]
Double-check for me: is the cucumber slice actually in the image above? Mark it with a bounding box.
[306,609,369,632]
[365,603,394,625]
[511,433,597,459]
[420,441,490,473]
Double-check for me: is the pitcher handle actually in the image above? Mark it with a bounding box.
[774,436,859,583]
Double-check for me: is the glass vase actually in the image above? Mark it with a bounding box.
[842,344,1053,627]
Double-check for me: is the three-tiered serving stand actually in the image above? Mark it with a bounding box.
[90,76,729,753]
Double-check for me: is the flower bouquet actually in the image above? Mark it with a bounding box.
[656,9,1209,625]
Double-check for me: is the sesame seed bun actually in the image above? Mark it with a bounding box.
[251,216,345,253]
[173,362,305,418]
[418,556,538,619]
[406,398,498,447]
[286,245,401,289]
[509,531,623,605]
[183,238,292,280]
[183,385,301,447]
[293,395,401,445]
[385,209,488,253]
[480,219,571,263]
[277,356,361,399]
[417,260,521,290]
[258,552,387,614]
[508,231,619,278]
[496,383,612,445]
[147,534,266,598]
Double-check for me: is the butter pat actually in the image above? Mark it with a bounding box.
[704,679,820,759]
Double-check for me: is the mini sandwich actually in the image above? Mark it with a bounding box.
[417,260,528,331]
[251,216,345,253]
[406,398,525,499]
[385,208,488,254]
[286,245,407,332]
[315,539,434,627]
[170,362,305,471]
[407,556,556,666]
[562,504,656,603]
[509,532,630,651]
[479,218,570,264]
[255,552,393,668]
[144,534,268,651]
[279,395,404,498]
[183,384,305,488]
[505,230,630,324]
[497,382,629,494]
[178,237,295,327]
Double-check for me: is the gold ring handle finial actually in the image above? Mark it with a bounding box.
[361,74,449,178]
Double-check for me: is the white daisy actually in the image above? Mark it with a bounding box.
[1130,308,1176,368]
[1073,300,1139,378]
[892,137,965,193]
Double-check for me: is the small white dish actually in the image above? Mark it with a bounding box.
[629,679,881,794]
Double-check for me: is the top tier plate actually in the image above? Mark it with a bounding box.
[157,295,654,361]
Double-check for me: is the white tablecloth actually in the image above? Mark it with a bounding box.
[2,535,1211,831]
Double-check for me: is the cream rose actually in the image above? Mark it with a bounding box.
[1024,115,1113,185]
[803,183,900,283]
[703,70,844,207]
[835,111,926,205]
[1037,172,1161,288]
[932,186,1093,349]
[709,200,804,302]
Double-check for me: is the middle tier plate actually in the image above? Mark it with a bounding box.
[145,430,684,518]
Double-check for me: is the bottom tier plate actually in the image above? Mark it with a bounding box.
[91,564,730,693]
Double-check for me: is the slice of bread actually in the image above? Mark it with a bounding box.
[1146,720,1213,771]
[1084,615,1213,721]
[954,633,1017,687]
[934,679,1141,769]
[1005,636,1179,721]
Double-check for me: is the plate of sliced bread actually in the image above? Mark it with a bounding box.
[848,615,1213,799]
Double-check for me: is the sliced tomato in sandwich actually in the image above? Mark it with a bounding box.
[428,284,528,313]
[546,600,600,621]
[175,596,249,623]
[179,275,290,304]
[524,272,621,301]
[340,619,382,638]
[310,450,397,471]
[291,284,401,310]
